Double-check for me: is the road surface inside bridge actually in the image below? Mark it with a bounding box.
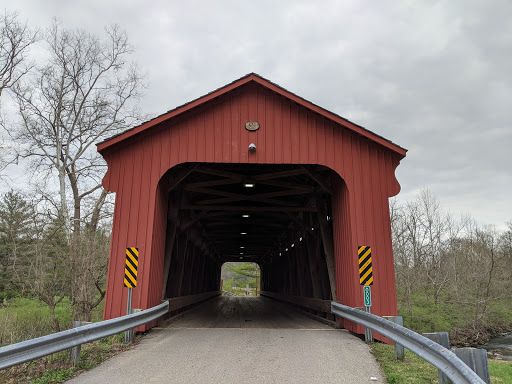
[67,296,384,383]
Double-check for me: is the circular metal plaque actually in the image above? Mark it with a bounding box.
[245,121,260,131]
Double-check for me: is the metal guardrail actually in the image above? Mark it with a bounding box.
[0,301,169,370]
[331,302,485,384]
[221,290,237,296]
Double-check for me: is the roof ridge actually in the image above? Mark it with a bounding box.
[97,73,406,156]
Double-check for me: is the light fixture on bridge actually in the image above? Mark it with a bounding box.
[241,232,247,235]
[299,237,303,241]
[240,256,243,260]
[285,248,288,251]
[240,252,244,255]
[291,243,294,247]
[279,252,282,256]
[242,214,250,218]
[244,183,255,188]
[240,246,245,249]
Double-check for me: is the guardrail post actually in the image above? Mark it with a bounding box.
[69,321,83,363]
[383,316,405,360]
[452,348,490,384]
[423,332,450,383]
[125,288,134,343]
[364,307,373,343]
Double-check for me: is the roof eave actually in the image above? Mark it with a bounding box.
[97,73,407,158]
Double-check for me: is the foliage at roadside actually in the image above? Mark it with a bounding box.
[0,296,103,347]
[0,10,144,325]
[0,333,137,384]
[371,343,512,384]
[370,342,437,384]
[391,190,512,345]
[221,262,260,295]
[488,360,512,383]
[0,294,139,384]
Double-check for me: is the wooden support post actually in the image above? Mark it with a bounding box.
[161,192,182,299]
[286,249,295,295]
[315,197,336,301]
[294,240,307,298]
[174,236,189,297]
[182,245,196,296]
[184,246,197,296]
[306,235,323,300]
[194,254,206,294]
[205,259,212,291]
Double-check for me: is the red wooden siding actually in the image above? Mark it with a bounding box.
[99,78,405,333]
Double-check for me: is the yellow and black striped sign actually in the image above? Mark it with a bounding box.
[124,247,139,288]
[358,246,373,286]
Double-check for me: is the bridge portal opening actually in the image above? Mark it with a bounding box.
[221,262,260,296]
[160,162,342,321]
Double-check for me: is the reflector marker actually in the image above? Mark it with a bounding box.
[358,246,373,286]
[124,247,139,288]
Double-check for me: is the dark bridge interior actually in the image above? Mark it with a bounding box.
[161,163,338,320]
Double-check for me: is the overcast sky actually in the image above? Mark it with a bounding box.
[2,0,511,228]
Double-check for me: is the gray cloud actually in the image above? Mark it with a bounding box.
[2,0,511,227]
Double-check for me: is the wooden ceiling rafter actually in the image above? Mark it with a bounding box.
[189,187,300,207]
[169,163,334,264]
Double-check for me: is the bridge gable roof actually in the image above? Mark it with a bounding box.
[97,73,406,157]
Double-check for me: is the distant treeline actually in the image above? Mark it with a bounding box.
[391,189,512,345]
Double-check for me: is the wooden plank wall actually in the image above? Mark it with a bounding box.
[100,82,402,333]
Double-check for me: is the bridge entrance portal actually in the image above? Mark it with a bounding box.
[97,73,406,339]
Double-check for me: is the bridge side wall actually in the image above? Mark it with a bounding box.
[100,83,401,330]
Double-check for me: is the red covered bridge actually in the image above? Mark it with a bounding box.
[97,73,407,337]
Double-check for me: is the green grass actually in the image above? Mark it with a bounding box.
[0,294,129,384]
[1,332,139,384]
[31,368,73,384]
[371,343,512,384]
[0,296,72,346]
[0,295,105,346]
[489,360,512,383]
[371,343,438,383]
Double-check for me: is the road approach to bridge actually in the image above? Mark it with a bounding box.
[67,296,384,383]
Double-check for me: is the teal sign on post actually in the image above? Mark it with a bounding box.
[364,286,372,306]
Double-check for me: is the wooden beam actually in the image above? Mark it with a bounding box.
[252,179,315,192]
[182,205,317,212]
[165,291,221,312]
[254,168,307,180]
[167,164,200,192]
[195,166,245,180]
[205,221,284,228]
[162,191,182,299]
[306,231,324,300]
[184,178,242,189]
[196,188,310,205]
[301,166,331,194]
[260,291,331,313]
[315,197,336,301]
[188,187,300,207]
[179,210,209,231]
[285,212,318,238]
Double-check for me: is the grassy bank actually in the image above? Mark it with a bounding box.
[1,297,69,346]
[371,343,512,384]
[397,291,512,346]
[1,333,140,384]
[0,295,138,384]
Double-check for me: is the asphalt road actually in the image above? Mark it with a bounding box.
[67,297,384,383]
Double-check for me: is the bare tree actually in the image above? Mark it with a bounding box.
[0,11,36,174]
[12,21,144,321]
[0,11,36,98]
